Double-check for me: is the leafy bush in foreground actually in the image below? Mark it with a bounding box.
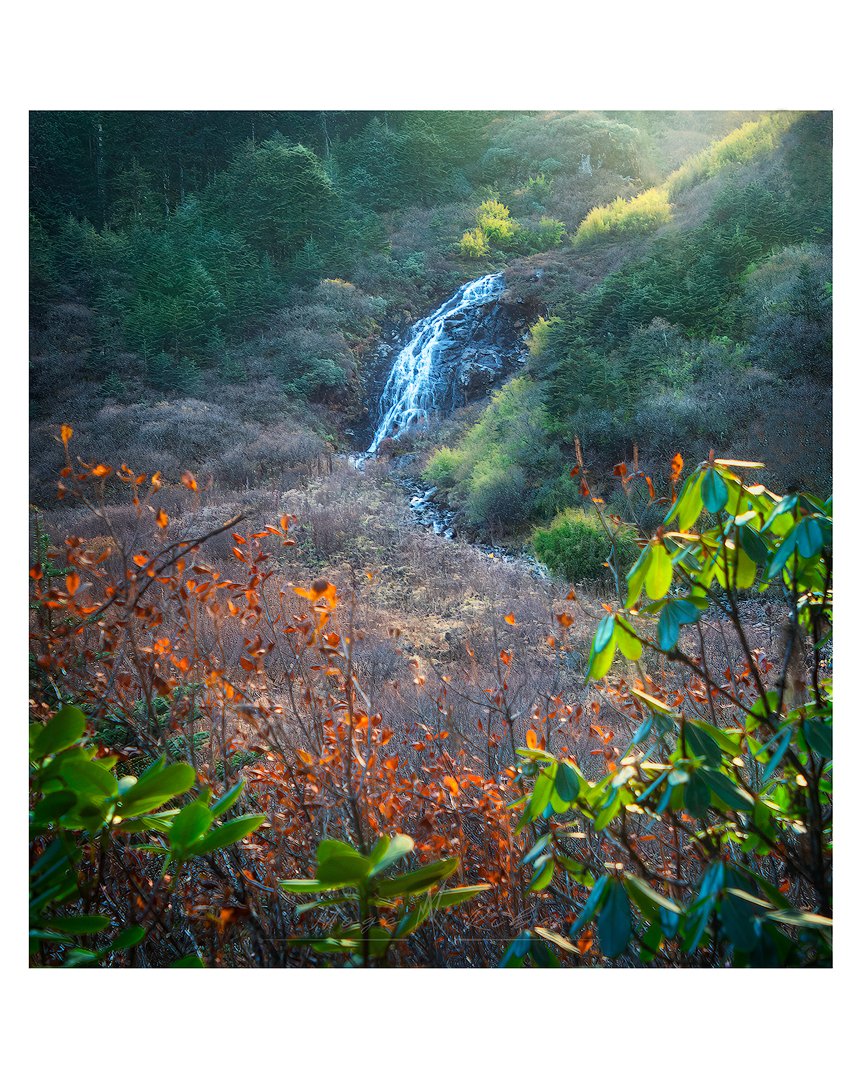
[29,705,265,967]
[513,450,832,967]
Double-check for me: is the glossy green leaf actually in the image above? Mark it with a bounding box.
[701,469,728,514]
[615,617,643,660]
[111,925,147,951]
[587,635,616,680]
[703,769,754,811]
[625,545,652,607]
[570,875,609,937]
[45,914,110,935]
[645,545,673,600]
[192,814,266,857]
[795,517,824,559]
[675,472,704,531]
[117,762,196,817]
[170,802,213,851]
[555,760,582,803]
[60,760,118,800]
[210,779,245,818]
[376,857,459,898]
[369,833,415,877]
[597,879,632,958]
[33,705,87,759]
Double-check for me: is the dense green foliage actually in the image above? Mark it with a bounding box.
[433,111,832,532]
[33,110,742,407]
[513,458,832,967]
[532,508,639,583]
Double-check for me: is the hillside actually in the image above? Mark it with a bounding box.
[28,110,833,972]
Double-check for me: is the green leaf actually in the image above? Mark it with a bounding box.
[593,614,615,653]
[520,833,551,866]
[529,858,555,891]
[110,925,147,951]
[597,879,632,958]
[171,954,206,967]
[527,766,555,823]
[684,723,722,767]
[33,705,87,759]
[795,517,824,559]
[803,718,832,759]
[683,772,710,818]
[117,762,196,817]
[170,802,214,852]
[191,814,266,857]
[719,892,758,952]
[645,545,673,600]
[555,760,582,803]
[45,914,110,935]
[376,857,458,898]
[433,884,491,910]
[280,879,333,894]
[31,790,77,827]
[625,545,652,607]
[500,931,533,967]
[739,525,770,565]
[210,779,245,817]
[657,598,699,652]
[703,769,754,812]
[675,472,704,532]
[766,532,796,579]
[615,617,643,660]
[570,876,609,937]
[587,635,616,680]
[623,875,681,920]
[732,547,757,589]
[688,718,741,756]
[593,795,620,832]
[369,833,415,877]
[60,760,118,800]
[701,468,728,514]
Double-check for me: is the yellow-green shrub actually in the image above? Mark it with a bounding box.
[459,226,490,259]
[573,187,672,246]
[666,111,803,198]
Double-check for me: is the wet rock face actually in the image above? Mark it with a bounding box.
[433,298,527,411]
[357,275,529,451]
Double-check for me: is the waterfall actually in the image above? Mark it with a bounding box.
[367,273,504,454]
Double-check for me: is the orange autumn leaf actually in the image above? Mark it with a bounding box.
[525,729,538,749]
[575,928,594,954]
[181,471,198,491]
[504,612,516,625]
[580,478,590,497]
[132,553,149,567]
[499,650,512,666]
[670,452,684,484]
[613,462,628,477]
[644,475,655,500]
[91,464,112,478]
[65,571,80,595]
[155,508,168,529]
[442,775,459,796]
[60,424,73,447]
[556,611,574,628]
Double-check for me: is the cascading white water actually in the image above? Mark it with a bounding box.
[366,273,504,454]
